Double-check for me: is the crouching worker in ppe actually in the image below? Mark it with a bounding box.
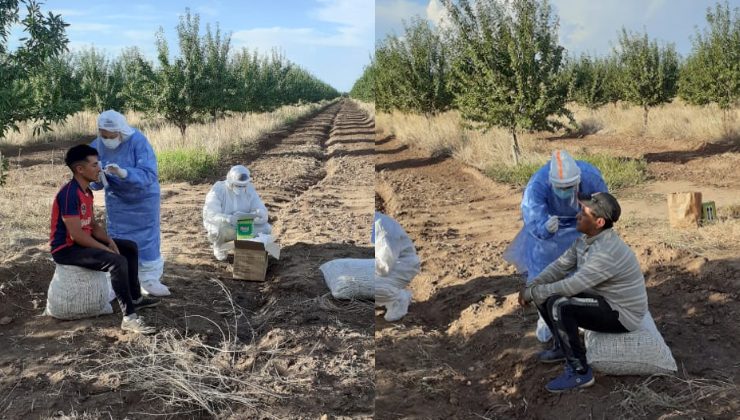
[373,212,420,322]
[89,110,170,297]
[504,150,608,342]
[203,165,272,261]
[50,145,160,334]
[519,193,647,392]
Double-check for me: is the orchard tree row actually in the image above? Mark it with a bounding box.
[1,2,339,140]
[351,0,739,164]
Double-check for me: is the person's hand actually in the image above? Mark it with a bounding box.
[108,240,120,255]
[98,171,109,187]
[234,211,254,219]
[227,215,239,226]
[518,287,529,307]
[545,216,559,234]
[104,163,128,179]
[253,209,268,224]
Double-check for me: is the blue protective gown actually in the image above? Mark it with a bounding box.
[90,129,161,262]
[504,161,608,283]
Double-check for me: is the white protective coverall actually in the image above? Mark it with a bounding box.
[374,212,420,322]
[202,165,272,261]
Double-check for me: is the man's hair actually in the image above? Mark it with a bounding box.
[65,144,99,173]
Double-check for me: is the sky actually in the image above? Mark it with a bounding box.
[376,0,740,58]
[7,0,375,92]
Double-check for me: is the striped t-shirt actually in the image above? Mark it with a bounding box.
[530,228,648,331]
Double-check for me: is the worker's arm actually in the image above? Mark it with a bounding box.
[62,216,113,253]
[90,217,119,254]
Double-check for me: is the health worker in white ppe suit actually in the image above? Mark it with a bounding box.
[202,165,272,261]
[90,110,170,297]
[373,212,420,322]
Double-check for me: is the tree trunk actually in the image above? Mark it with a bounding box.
[643,105,649,131]
[511,129,521,166]
[179,123,187,137]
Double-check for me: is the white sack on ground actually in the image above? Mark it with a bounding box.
[45,264,113,320]
[585,311,677,375]
[320,258,375,300]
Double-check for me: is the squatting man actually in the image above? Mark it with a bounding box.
[203,165,272,261]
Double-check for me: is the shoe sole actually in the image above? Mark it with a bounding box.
[121,326,156,335]
[538,357,566,364]
[546,377,595,393]
[134,301,160,310]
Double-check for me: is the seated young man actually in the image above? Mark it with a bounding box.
[519,192,647,392]
[50,144,159,334]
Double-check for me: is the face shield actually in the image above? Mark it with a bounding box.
[226,166,251,195]
[552,183,580,212]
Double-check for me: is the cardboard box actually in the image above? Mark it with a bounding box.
[232,240,268,281]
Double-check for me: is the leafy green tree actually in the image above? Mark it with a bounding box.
[374,18,451,114]
[679,1,739,128]
[202,23,234,118]
[21,53,81,124]
[444,0,570,165]
[231,48,337,112]
[374,36,409,112]
[116,47,157,113]
[566,54,609,110]
[602,54,623,107]
[75,47,125,112]
[616,28,679,130]
[152,9,207,136]
[0,0,69,138]
[350,60,375,102]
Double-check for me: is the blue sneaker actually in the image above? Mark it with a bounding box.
[537,342,565,364]
[545,365,595,393]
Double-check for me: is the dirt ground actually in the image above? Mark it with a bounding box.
[0,100,374,418]
[375,131,739,419]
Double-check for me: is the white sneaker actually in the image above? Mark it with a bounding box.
[140,281,171,297]
[384,290,412,322]
[121,314,156,334]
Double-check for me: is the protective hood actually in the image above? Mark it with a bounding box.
[549,150,581,188]
[97,110,135,138]
[225,165,251,189]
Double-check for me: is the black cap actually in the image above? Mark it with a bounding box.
[578,192,621,223]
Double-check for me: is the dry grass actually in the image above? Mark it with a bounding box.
[75,279,283,417]
[0,156,69,261]
[376,102,740,171]
[316,293,374,315]
[1,103,329,155]
[659,217,740,256]
[375,111,547,168]
[352,99,375,121]
[612,373,738,419]
[570,101,740,141]
[43,409,114,419]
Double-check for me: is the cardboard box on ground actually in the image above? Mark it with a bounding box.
[232,240,269,281]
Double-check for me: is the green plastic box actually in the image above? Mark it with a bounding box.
[236,217,255,240]
[701,201,716,224]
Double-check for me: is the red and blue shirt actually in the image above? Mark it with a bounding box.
[50,178,94,253]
